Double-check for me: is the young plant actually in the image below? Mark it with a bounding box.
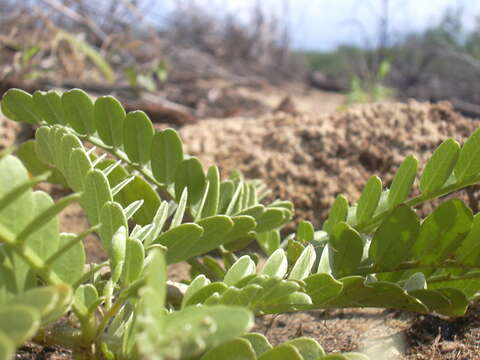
[1,87,480,360]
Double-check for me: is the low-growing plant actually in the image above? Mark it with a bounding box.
[1,88,480,359]
[346,60,395,104]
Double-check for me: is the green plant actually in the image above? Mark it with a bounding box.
[346,60,395,104]
[1,88,480,359]
[125,60,169,92]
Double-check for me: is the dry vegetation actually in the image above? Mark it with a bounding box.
[0,0,304,123]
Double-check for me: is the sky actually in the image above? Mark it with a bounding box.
[153,0,480,51]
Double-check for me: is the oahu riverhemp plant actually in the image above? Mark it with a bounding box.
[1,89,480,360]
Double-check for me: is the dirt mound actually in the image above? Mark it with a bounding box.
[180,100,480,227]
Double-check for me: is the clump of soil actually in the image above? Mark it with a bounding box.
[180,100,480,227]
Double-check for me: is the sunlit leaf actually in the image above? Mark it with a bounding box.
[62,89,95,134]
[356,176,382,225]
[1,88,41,124]
[151,128,183,185]
[94,96,125,147]
[370,205,420,270]
[123,111,154,164]
[420,139,460,195]
[388,155,417,206]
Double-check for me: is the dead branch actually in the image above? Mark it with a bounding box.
[39,0,107,42]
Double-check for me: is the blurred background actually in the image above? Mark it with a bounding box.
[4,0,480,231]
[2,0,480,120]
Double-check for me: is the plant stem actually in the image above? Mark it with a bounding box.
[421,271,480,284]
[95,279,145,339]
[78,132,202,221]
[73,261,109,288]
[357,259,480,277]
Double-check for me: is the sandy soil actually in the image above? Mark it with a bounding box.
[180,100,480,229]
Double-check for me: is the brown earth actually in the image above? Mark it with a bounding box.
[2,97,480,359]
[180,100,480,228]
